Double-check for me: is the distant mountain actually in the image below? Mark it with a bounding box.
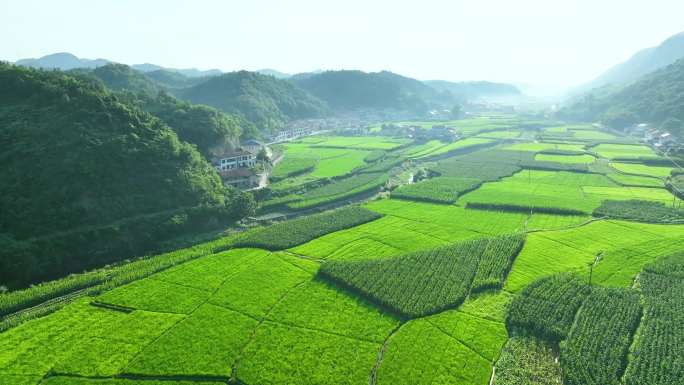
[145,69,210,89]
[293,70,443,113]
[131,63,221,78]
[585,30,684,89]
[176,70,330,132]
[88,63,161,95]
[559,58,684,132]
[15,52,109,70]
[0,63,254,287]
[13,52,221,78]
[424,80,521,100]
[256,69,291,79]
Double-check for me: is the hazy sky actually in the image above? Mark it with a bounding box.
[1,0,683,89]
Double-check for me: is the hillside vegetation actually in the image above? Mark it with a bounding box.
[561,58,684,134]
[177,70,330,131]
[294,70,443,113]
[0,63,254,288]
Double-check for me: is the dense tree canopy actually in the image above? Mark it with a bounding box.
[0,63,255,287]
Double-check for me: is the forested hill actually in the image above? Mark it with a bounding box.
[559,58,684,134]
[0,63,255,288]
[293,70,444,112]
[82,63,251,156]
[584,30,684,89]
[424,80,521,100]
[176,71,330,132]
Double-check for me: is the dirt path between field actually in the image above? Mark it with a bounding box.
[368,322,405,385]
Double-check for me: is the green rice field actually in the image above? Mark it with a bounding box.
[4,118,684,385]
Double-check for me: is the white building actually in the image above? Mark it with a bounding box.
[241,139,265,154]
[213,150,256,171]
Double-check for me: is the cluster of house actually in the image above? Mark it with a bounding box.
[378,123,459,142]
[632,123,678,150]
[212,139,265,189]
[267,118,372,143]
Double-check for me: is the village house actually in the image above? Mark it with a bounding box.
[219,167,259,189]
[241,139,265,154]
[212,149,256,171]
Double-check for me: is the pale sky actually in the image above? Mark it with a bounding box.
[1,0,683,90]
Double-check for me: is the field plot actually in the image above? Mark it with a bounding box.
[267,280,400,342]
[319,240,487,317]
[591,143,658,159]
[299,135,409,150]
[607,172,663,187]
[208,252,312,318]
[507,273,590,341]
[125,303,256,377]
[42,379,224,385]
[505,220,684,291]
[459,170,617,213]
[623,257,684,385]
[534,153,595,164]
[375,319,492,385]
[236,206,381,250]
[319,235,523,318]
[476,130,521,139]
[560,287,641,385]
[425,137,495,157]
[391,176,481,203]
[274,142,371,180]
[237,321,380,385]
[290,200,529,261]
[457,291,514,323]
[570,129,617,140]
[494,336,562,385]
[0,300,182,378]
[594,199,684,223]
[610,162,673,177]
[503,142,585,152]
[271,157,317,180]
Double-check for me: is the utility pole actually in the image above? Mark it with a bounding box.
[589,251,603,285]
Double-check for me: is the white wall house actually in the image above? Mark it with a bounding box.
[213,150,256,171]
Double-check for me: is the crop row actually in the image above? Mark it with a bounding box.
[270,157,318,181]
[391,177,482,204]
[0,234,238,320]
[471,234,526,292]
[234,206,382,250]
[506,273,591,341]
[319,235,525,318]
[466,202,588,216]
[623,254,684,385]
[560,287,642,385]
[494,336,562,385]
[593,199,684,223]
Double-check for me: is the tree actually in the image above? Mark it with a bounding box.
[451,104,463,119]
[661,117,684,138]
[601,109,637,131]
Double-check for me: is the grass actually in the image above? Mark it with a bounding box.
[42,379,223,385]
[267,279,400,343]
[235,206,382,250]
[505,220,684,292]
[607,173,663,187]
[503,142,585,152]
[300,135,409,150]
[610,162,673,178]
[570,130,617,140]
[237,320,381,385]
[125,303,256,377]
[591,143,658,159]
[459,170,617,213]
[376,319,492,385]
[494,336,562,385]
[271,157,317,180]
[208,252,312,318]
[96,278,211,314]
[534,153,595,164]
[391,176,481,203]
[0,300,181,378]
[291,200,528,261]
[426,137,495,157]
